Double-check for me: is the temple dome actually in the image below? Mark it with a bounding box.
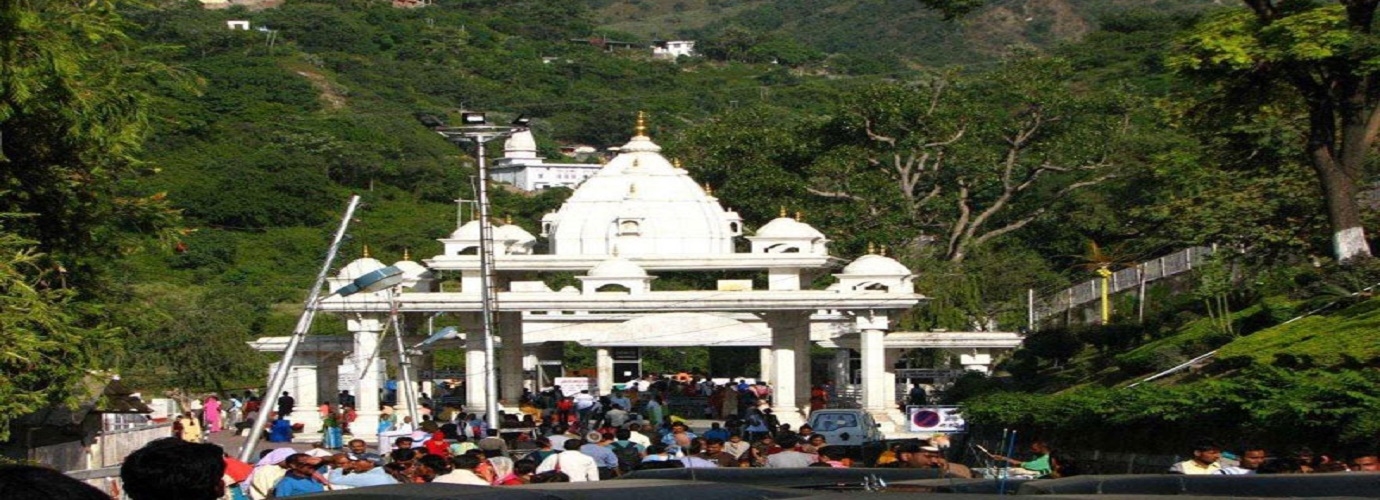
[495,222,536,244]
[338,257,385,280]
[503,130,538,159]
[542,118,741,257]
[586,257,648,278]
[841,254,911,277]
[449,219,482,240]
[755,217,826,239]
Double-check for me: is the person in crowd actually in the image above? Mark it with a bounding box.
[424,431,450,458]
[699,438,738,468]
[750,434,781,467]
[1219,446,1268,475]
[412,455,449,483]
[535,439,600,482]
[743,410,770,441]
[177,411,204,443]
[524,436,559,464]
[580,432,620,479]
[678,443,719,468]
[121,438,226,500]
[267,417,292,443]
[703,422,730,442]
[432,454,488,485]
[528,471,571,483]
[247,448,295,500]
[347,439,383,466]
[276,392,295,419]
[1351,453,1379,472]
[661,421,697,448]
[0,464,111,500]
[817,446,851,468]
[488,456,522,485]
[270,454,325,497]
[990,439,1055,478]
[644,396,664,427]
[626,422,653,449]
[203,396,222,434]
[608,428,646,474]
[603,404,630,429]
[724,432,750,460]
[327,453,397,488]
[765,435,815,468]
[478,429,508,457]
[1168,439,1223,475]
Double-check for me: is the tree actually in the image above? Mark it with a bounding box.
[1169,2,1380,262]
[919,0,1380,263]
[0,232,115,441]
[0,0,182,282]
[814,56,1130,262]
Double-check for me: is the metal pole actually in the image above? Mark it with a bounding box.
[475,138,502,431]
[389,290,421,427]
[238,195,361,463]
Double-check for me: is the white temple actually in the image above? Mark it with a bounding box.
[250,115,1024,440]
[488,129,602,191]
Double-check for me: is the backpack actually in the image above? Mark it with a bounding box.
[610,441,642,473]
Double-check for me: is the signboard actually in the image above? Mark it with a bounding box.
[337,363,358,391]
[611,347,640,361]
[554,377,591,396]
[907,405,966,433]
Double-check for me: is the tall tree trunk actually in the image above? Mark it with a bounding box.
[1311,152,1372,262]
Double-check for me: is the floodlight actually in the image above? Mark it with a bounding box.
[335,265,405,297]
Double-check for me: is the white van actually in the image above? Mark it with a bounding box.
[806,409,884,447]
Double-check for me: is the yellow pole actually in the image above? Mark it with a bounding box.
[1097,266,1113,324]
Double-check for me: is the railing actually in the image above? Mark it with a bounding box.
[96,423,173,470]
[1031,246,1215,326]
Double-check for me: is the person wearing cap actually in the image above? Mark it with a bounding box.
[901,442,972,478]
[1168,438,1223,474]
[580,432,620,479]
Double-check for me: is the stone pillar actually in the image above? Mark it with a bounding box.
[794,327,811,410]
[287,359,320,433]
[465,328,488,412]
[831,349,851,389]
[884,350,902,411]
[857,313,889,412]
[596,347,614,395]
[768,311,808,427]
[348,317,383,441]
[758,347,773,384]
[499,312,525,404]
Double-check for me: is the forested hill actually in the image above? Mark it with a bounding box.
[5,0,1372,446]
[586,0,1215,68]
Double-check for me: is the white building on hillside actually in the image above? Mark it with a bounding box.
[653,40,696,59]
[489,130,602,191]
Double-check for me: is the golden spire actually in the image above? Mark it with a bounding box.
[629,183,638,195]
[703,183,714,196]
[794,211,802,221]
[635,111,648,137]
[363,245,371,258]
[779,206,787,218]
[673,158,682,169]
[867,242,876,255]
[505,214,512,225]
[880,245,888,257]
[403,248,411,261]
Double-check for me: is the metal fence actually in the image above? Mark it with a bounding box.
[1032,246,1215,326]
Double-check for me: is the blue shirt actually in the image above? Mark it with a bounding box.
[703,428,730,441]
[328,467,398,488]
[273,475,325,497]
[581,443,620,469]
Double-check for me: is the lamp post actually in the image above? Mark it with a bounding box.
[435,113,526,431]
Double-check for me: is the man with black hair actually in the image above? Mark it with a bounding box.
[121,437,226,500]
[346,439,383,466]
[535,440,600,481]
[1169,439,1223,474]
[433,454,488,485]
[276,391,295,418]
[0,464,112,500]
[1219,446,1267,475]
[273,454,325,497]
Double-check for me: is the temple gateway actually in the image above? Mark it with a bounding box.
[251,119,1018,440]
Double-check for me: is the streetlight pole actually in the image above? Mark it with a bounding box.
[436,114,524,431]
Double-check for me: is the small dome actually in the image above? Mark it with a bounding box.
[755,217,826,239]
[449,219,483,240]
[504,130,538,159]
[586,257,648,278]
[338,257,386,280]
[841,254,911,277]
[496,223,536,243]
[393,260,429,279]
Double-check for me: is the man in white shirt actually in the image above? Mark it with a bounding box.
[572,390,597,423]
[1169,439,1223,475]
[626,423,653,449]
[535,440,601,482]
